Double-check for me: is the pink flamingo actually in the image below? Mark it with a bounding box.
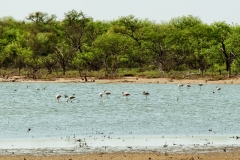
[104,90,111,97]
[122,92,130,99]
[56,94,61,102]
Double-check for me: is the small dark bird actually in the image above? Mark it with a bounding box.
[27,128,31,132]
[76,139,82,142]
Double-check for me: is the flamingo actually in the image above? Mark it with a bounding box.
[56,94,61,102]
[67,94,75,102]
[143,91,149,95]
[178,83,183,87]
[143,91,149,99]
[104,90,111,97]
[122,92,130,99]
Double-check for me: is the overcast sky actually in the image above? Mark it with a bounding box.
[0,0,239,24]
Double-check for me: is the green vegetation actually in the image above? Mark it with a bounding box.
[0,11,240,80]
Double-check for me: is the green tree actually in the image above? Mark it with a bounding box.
[210,21,232,77]
[166,15,202,71]
[54,42,77,75]
[2,42,32,75]
[72,50,101,80]
[25,12,60,76]
[111,15,151,68]
[187,23,212,75]
[225,24,240,75]
[0,17,34,76]
[62,10,92,52]
[93,33,129,78]
[143,22,173,74]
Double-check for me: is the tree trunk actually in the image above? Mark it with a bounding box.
[84,72,87,82]
[62,67,66,76]
[61,61,66,75]
[227,59,231,78]
[221,42,231,77]
[18,67,21,76]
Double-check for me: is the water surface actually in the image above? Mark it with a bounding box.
[0,82,239,153]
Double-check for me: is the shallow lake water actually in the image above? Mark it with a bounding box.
[0,82,239,154]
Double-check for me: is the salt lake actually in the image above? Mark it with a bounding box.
[0,82,239,154]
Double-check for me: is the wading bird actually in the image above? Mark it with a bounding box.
[122,92,130,99]
[199,83,203,90]
[178,83,183,87]
[67,94,75,102]
[143,91,149,99]
[99,93,103,98]
[143,91,149,95]
[104,90,111,97]
[56,94,61,102]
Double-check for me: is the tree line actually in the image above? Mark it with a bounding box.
[1,10,240,78]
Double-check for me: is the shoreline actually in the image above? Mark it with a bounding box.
[0,149,239,160]
[0,76,239,84]
[0,135,239,159]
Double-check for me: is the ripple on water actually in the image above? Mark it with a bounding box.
[0,83,239,148]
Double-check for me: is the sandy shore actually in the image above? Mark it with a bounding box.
[0,151,240,160]
[1,76,239,84]
[95,77,238,85]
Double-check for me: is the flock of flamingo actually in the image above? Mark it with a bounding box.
[56,94,76,102]
[178,83,221,90]
[55,83,222,102]
[56,90,150,102]
[178,83,222,94]
[99,90,133,98]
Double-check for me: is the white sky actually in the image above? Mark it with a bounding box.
[0,0,239,24]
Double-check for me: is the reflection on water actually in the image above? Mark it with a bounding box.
[0,82,239,152]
